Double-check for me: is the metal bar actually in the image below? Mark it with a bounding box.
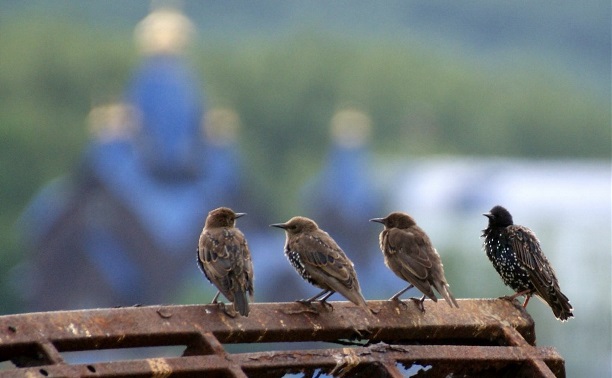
[501,327,564,378]
[0,299,534,348]
[236,344,563,377]
[0,355,237,378]
[0,344,564,378]
[38,340,64,364]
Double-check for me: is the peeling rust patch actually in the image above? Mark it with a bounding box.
[253,317,268,343]
[147,358,172,378]
[66,323,91,338]
[330,347,361,377]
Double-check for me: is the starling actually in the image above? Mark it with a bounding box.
[370,212,459,311]
[270,216,369,311]
[198,207,254,317]
[482,205,573,321]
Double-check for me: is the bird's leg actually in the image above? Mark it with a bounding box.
[318,291,335,311]
[297,289,330,307]
[210,291,237,318]
[410,295,427,312]
[390,284,414,300]
[522,293,533,308]
[389,284,414,308]
[501,289,533,303]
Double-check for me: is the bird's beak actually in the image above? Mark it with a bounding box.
[235,213,246,219]
[270,223,287,229]
[483,212,493,219]
[369,217,384,224]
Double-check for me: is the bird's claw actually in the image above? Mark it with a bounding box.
[296,299,319,313]
[319,300,334,311]
[500,295,518,303]
[390,296,409,309]
[410,297,426,312]
[217,302,237,318]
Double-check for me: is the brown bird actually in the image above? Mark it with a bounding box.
[198,207,254,317]
[370,212,458,311]
[270,216,369,311]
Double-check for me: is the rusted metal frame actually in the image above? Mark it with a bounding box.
[235,344,564,377]
[0,299,559,377]
[38,340,64,364]
[0,349,403,378]
[237,346,404,378]
[388,344,563,377]
[0,343,562,378]
[198,331,247,378]
[0,299,534,347]
[0,355,241,378]
[0,334,241,377]
[501,326,564,378]
[0,330,245,377]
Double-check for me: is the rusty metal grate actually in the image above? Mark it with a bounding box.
[0,299,565,377]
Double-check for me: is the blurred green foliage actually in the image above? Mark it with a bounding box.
[201,34,609,219]
[0,14,609,313]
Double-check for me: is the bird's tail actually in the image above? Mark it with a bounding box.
[435,282,459,308]
[233,290,249,317]
[353,292,370,310]
[346,290,370,312]
[336,284,370,311]
[543,287,573,321]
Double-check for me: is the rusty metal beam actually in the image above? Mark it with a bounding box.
[0,344,564,378]
[0,299,564,377]
[0,299,535,347]
[236,344,564,377]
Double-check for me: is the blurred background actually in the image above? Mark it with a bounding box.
[0,1,609,376]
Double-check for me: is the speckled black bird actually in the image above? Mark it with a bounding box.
[482,205,573,321]
[270,216,369,311]
[198,207,254,317]
[371,212,458,311]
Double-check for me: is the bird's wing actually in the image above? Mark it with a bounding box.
[241,237,255,297]
[296,233,356,287]
[196,246,206,274]
[199,228,251,300]
[386,228,433,280]
[510,225,573,319]
[509,225,557,289]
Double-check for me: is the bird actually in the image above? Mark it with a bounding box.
[270,216,369,312]
[197,207,254,317]
[370,212,459,311]
[482,205,573,321]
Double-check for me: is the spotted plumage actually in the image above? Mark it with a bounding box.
[482,205,573,321]
[198,207,254,317]
[270,216,369,311]
[286,250,312,283]
[371,212,459,311]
